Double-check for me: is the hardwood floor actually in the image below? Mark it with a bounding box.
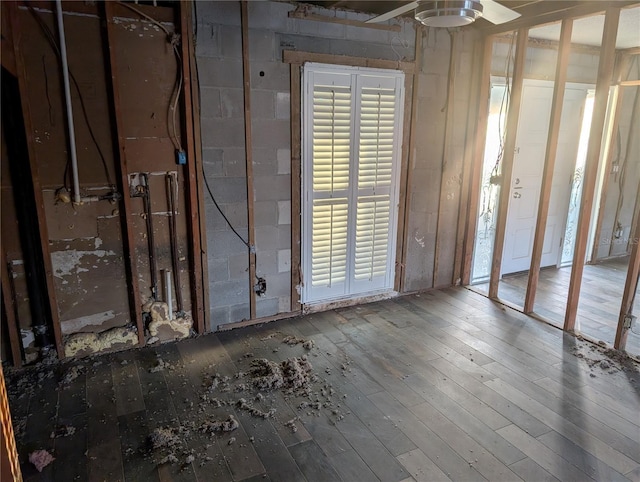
[6,287,640,481]
[473,257,640,357]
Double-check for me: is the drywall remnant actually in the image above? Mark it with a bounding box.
[29,450,55,472]
[146,302,192,343]
[50,249,116,279]
[64,326,138,358]
[60,310,116,335]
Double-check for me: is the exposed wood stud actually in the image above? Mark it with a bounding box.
[433,30,458,289]
[241,1,257,320]
[185,1,210,331]
[288,9,401,32]
[461,36,493,286]
[1,251,22,367]
[614,191,640,350]
[619,79,640,87]
[103,2,145,346]
[488,28,528,299]
[564,7,620,331]
[524,18,573,313]
[283,50,415,74]
[290,64,302,312]
[590,53,630,263]
[7,2,65,359]
[396,27,421,293]
[179,0,205,333]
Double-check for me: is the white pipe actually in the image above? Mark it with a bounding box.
[165,270,173,320]
[55,0,81,204]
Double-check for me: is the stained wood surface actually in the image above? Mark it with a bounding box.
[6,287,639,481]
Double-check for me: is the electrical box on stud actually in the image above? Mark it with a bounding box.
[176,150,187,165]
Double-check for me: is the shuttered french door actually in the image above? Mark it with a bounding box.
[302,63,405,304]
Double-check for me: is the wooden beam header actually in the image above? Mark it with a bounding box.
[283,50,415,74]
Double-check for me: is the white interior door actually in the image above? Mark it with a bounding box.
[502,80,588,275]
[302,63,404,304]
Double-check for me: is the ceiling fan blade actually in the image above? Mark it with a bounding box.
[481,0,521,25]
[365,1,420,23]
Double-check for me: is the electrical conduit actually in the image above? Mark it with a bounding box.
[55,0,80,204]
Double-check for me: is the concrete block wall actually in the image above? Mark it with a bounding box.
[195,1,473,326]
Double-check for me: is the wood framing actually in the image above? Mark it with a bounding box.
[185,1,210,331]
[488,28,528,299]
[524,19,573,313]
[290,64,302,312]
[614,191,640,350]
[564,7,620,331]
[7,2,65,359]
[240,1,257,320]
[461,35,493,286]
[396,27,422,293]
[1,250,22,367]
[283,50,415,74]
[590,53,630,263]
[288,9,401,32]
[103,2,145,346]
[179,1,205,333]
[619,79,640,87]
[433,30,458,288]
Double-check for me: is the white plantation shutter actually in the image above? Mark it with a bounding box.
[302,64,404,303]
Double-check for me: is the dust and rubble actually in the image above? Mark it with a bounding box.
[570,336,640,378]
[282,335,315,350]
[50,425,76,438]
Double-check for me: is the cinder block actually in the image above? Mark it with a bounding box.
[256,250,277,276]
[201,118,245,148]
[254,201,278,227]
[248,1,293,31]
[293,8,345,39]
[203,148,224,177]
[195,23,221,59]
[210,279,249,308]
[254,175,291,201]
[252,148,278,176]
[229,302,250,323]
[252,90,276,119]
[228,253,249,280]
[196,1,241,27]
[221,201,249,229]
[256,297,279,318]
[220,25,242,59]
[219,88,245,118]
[204,202,229,231]
[223,148,248,177]
[275,92,290,120]
[277,148,291,174]
[277,200,291,225]
[252,120,290,149]
[209,177,247,204]
[197,58,243,89]
[250,61,290,91]
[277,249,291,273]
[263,272,290,298]
[278,225,291,249]
[209,305,230,326]
[249,29,276,61]
[278,296,291,314]
[208,257,229,283]
[255,225,281,251]
[208,229,250,257]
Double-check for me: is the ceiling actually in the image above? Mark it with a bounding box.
[300,1,640,47]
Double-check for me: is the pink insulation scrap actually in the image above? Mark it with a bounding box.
[29,449,55,472]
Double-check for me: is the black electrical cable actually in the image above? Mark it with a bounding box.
[28,6,115,190]
[202,166,252,251]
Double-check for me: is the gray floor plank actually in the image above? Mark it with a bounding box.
[289,440,342,482]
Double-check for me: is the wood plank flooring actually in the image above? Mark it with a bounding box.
[6,287,640,481]
[474,257,640,357]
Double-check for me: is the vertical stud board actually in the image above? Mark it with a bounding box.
[103,2,145,345]
[524,19,573,313]
[564,7,620,330]
[290,64,302,311]
[488,28,528,298]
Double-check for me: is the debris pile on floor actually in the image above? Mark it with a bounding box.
[200,415,239,434]
[50,424,76,438]
[282,335,315,350]
[29,449,55,472]
[570,337,640,378]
